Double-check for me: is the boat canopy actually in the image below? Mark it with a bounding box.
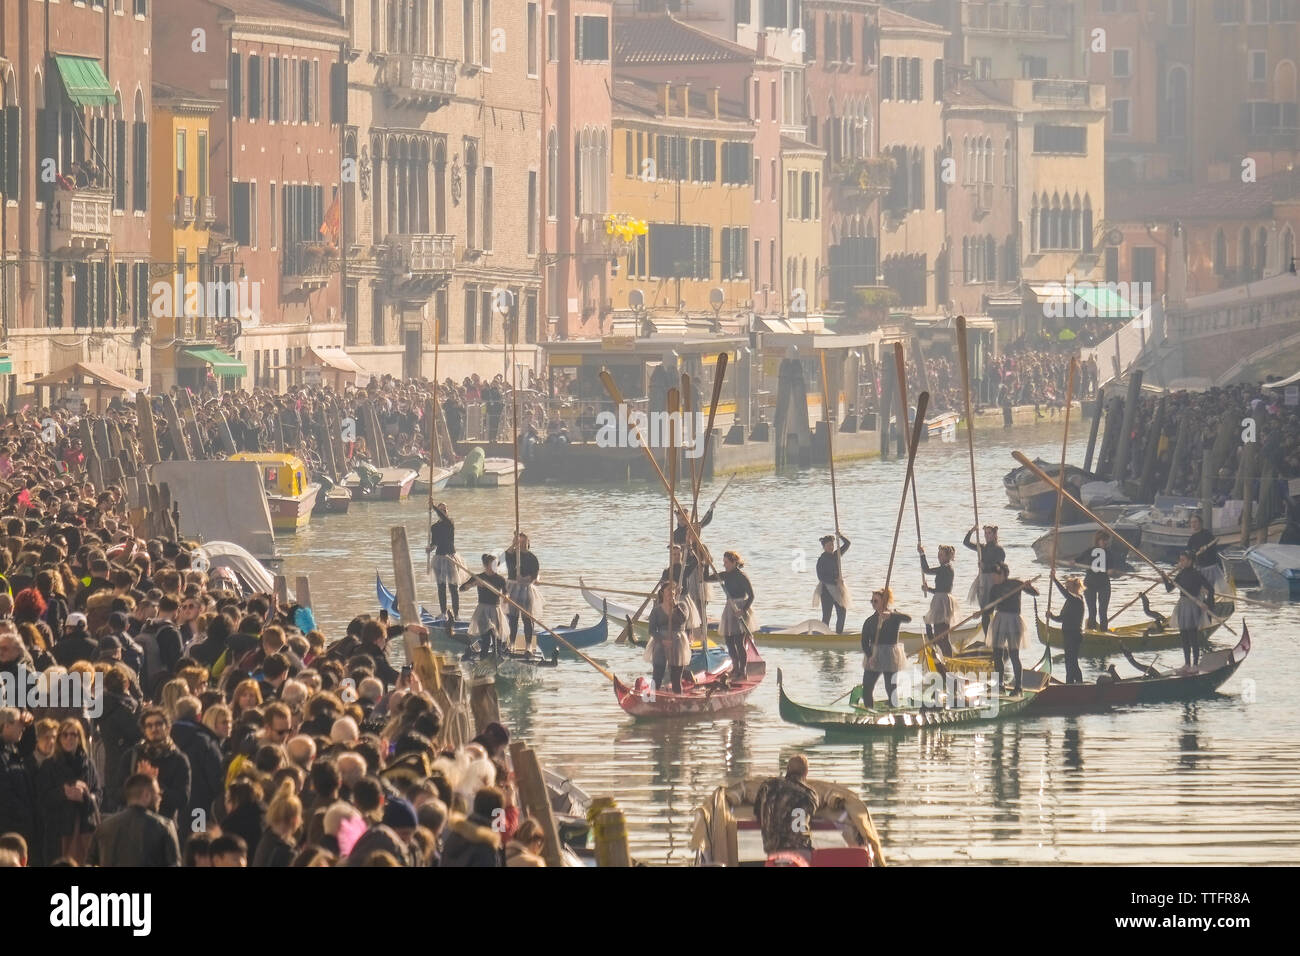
[230,452,310,498]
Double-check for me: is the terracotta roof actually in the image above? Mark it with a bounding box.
[878,6,949,34]
[944,79,1013,111]
[1110,171,1300,222]
[611,78,750,124]
[615,13,756,66]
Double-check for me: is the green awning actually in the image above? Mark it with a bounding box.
[54,55,117,107]
[0,356,12,375]
[1072,285,1138,320]
[183,346,247,378]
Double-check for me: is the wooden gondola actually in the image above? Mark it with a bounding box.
[1034,593,1235,656]
[375,573,608,654]
[613,637,764,719]
[690,777,885,867]
[1023,624,1251,715]
[776,668,1039,736]
[580,581,981,655]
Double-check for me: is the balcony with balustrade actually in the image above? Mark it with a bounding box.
[48,188,113,254]
[283,241,334,292]
[386,233,454,300]
[381,53,459,108]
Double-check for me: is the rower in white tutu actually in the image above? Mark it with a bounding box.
[986,562,1039,696]
[918,544,959,655]
[460,553,509,655]
[658,544,703,634]
[812,533,852,634]
[963,524,1005,635]
[646,580,693,694]
[703,550,757,679]
[674,507,714,641]
[504,532,544,655]
[426,502,468,623]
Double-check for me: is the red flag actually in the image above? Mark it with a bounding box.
[320,196,342,247]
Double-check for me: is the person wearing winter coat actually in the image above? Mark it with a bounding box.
[0,708,36,855]
[441,787,505,867]
[117,707,191,828]
[505,817,547,867]
[94,667,142,813]
[35,718,102,863]
[86,773,181,867]
[168,697,224,824]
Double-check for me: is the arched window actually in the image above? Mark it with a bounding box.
[962,236,970,282]
[1071,195,1082,250]
[1082,194,1093,253]
[1213,228,1227,275]
[1274,60,1298,103]
[1033,194,1043,252]
[982,137,992,184]
[805,94,817,145]
[132,88,147,213]
[826,96,838,163]
[1003,136,1013,185]
[985,235,997,283]
[1240,227,1253,279]
[963,136,971,184]
[1258,227,1269,277]
[1049,194,1061,249]
[1282,227,1296,272]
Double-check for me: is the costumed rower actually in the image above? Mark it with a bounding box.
[860,587,911,709]
[504,532,543,655]
[674,505,714,636]
[703,550,755,680]
[1076,530,1129,632]
[1185,514,1224,610]
[658,545,702,635]
[987,563,1038,696]
[1163,550,1212,669]
[426,502,462,623]
[460,554,508,656]
[1049,573,1085,684]
[963,524,1005,634]
[918,544,959,655]
[646,580,692,694]
[814,533,852,634]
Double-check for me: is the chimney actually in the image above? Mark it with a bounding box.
[662,82,672,117]
[712,87,721,120]
[679,83,691,119]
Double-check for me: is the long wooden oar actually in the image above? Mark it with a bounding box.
[544,580,655,599]
[956,316,983,562]
[829,575,1043,704]
[1045,358,1079,620]
[819,351,847,606]
[682,373,697,529]
[451,556,617,682]
[1011,452,1236,636]
[885,391,929,593]
[601,370,752,656]
[893,343,925,595]
[691,353,729,521]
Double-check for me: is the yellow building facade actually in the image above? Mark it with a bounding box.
[781,138,827,315]
[609,79,755,320]
[150,84,231,393]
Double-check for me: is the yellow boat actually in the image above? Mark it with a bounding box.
[230,453,320,533]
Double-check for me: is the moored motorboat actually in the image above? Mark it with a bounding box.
[1023,624,1250,714]
[1243,544,1300,599]
[412,462,460,496]
[230,452,320,533]
[448,446,524,487]
[690,777,885,867]
[1030,516,1146,565]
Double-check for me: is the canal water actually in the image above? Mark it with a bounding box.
[278,422,1300,865]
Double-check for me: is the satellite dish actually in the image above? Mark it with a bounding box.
[628,289,645,311]
[709,287,725,309]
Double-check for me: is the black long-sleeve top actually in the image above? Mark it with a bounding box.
[504,548,539,581]
[1186,529,1219,568]
[659,553,700,588]
[428,514,455,555]
[963,529,1005,573]
[1166,566,1210,601]
[1076,545,1129,589]
[816,535,850,585]
[861,610,912,652]
[703,567,753,613]
[461,571,507,604]
[647,601,688,642]
[672,509,713,546]
[1049,578,1085,633]
[989,578,1038,615]
[920,554,953,593]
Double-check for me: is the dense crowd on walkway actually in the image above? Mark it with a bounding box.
[0,407,555,867]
